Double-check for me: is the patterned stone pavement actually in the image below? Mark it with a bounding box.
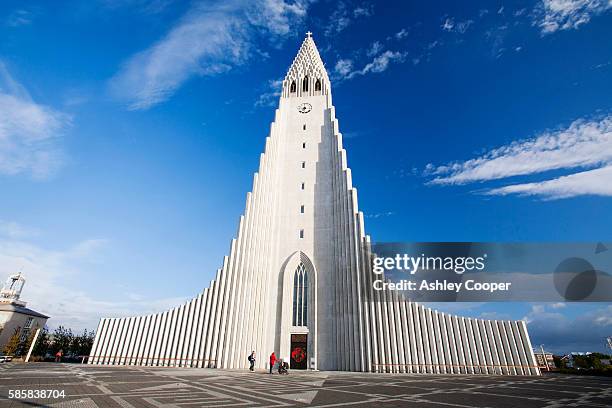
[0,363,610,407]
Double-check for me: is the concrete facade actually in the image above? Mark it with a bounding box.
[89,34,540,375]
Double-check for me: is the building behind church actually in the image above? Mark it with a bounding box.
[0,273,49,355]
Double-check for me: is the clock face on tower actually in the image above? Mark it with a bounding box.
[297,103,312,114]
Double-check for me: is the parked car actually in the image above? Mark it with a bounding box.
[0,355,13,363]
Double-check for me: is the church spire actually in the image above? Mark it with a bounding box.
[282,32,330,98]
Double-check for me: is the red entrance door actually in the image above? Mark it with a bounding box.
[290,334,307,369]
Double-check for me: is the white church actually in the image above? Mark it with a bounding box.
[90,34,540,375]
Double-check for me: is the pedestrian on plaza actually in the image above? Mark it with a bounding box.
[248,351,256,371]
[55,349,63,363]
[269,352,277,374]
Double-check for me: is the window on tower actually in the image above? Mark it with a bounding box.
[299,229,304,238]
[292,270,298,325]
[315,79,321,91]
[302,142,306,149]
[303,124,306,130]
[301,182,305,190]
[301,161,306,168]
[300,205,305,214]
[292,263,308,326]
[290,81,296,93]
[303,76,309,92]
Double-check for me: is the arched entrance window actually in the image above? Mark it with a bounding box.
[281,252,317,370]
[314,79,321,91]
[302,76,309,92]
[292,263,308,326]
[290,80,296,93]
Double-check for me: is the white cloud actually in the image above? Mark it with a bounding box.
[334,59,354,77]
[442,17,474,33]
[514,8,528,16]
[486,165,612,199]
[109,0,310,110]
[247,0,308,36]
[324,3,351,36]
[324,1,373,36]
[395,28,409,39]
[441,17,454,31]
[364,211,394,219]
[366,41,383,57]
[427,40,441,50]
[0,220,39,239]
[426,115,612,199]
[485,24,510,58]
[337,51,407,80]
[353,4,373,17]
[536,0,612,34]
[255,77,283,107]
[594,313,612,326]
[455,20,474,33]
[0,62,70,178]
[426,114,612,199]
[360,51,406,74]
[0,231,188,331]
[524,303,612,353]
[5,9,35,27]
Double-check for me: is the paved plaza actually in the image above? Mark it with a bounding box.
[0,363,610,407]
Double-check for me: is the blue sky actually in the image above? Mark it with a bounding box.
[0,0,610,354]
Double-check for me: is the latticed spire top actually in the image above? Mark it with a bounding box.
[282,33,330,98]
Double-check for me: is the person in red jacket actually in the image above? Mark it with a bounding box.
[269,352,277,374]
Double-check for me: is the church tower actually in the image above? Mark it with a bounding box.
[89,34,540,375]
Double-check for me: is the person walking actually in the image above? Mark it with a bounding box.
[248,351,256,371]
[55,349,63,363]
[269,352,277,374]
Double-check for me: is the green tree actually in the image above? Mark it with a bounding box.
[553,355,566,369]
[31,327,50,358]
[50,326,73,356]
[70,329,95,357]
[2,326,23,356]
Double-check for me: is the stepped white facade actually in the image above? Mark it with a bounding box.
[89,34,540,375]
